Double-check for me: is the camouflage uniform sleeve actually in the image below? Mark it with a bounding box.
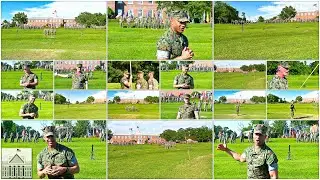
[189,76,194,89]
[266,150,278,165]
[173,75,179,85]
[154,79,159,90]
[34,74,38,81]
[20,75,24,84]
[66,150,77,166]
[268,77,278,90]
[20,103,27,113]
[36,152,44,170]
[183,34,189,47]
[157,33,171,59]
[241,147,250,161]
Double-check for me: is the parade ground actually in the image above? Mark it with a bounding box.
[161,102,213,119]
[214,104,266,119]
[267,75,319,90]
[54,104,106,119]
[108,103,159,119]
[55,71,106,89]
[267,103,319,120]
[215,72,266,89]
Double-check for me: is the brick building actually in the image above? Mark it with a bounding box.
[215,67,244,73]
[27,17,77,28]
[294,11,319,21]
[108,1,166,18]
[54,61,105,71]
[117,98,147,104]
[110,134,166,144]
[301,97,319,103]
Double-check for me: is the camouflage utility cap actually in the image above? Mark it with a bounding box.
[254,124,268,135]
[171,10,189,22]
[42,126,55,137]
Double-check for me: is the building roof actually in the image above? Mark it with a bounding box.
[9,154,24,164]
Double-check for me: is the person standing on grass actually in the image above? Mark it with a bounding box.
[173,64,194,89]
[157,10,194,60]
[19,94,39,119]
[290,100,296,119]
[176,94,199,119]
[20,64,39,89]
[55,64,88,89]
[268,62,289,90]
[217,124,278,179]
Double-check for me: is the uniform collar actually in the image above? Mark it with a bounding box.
[169,27,181,37]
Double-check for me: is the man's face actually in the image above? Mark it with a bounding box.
[124,73,129,78]
[148,73,154,79]
[171,18,187,34]
[44,135,56,147]
[29,97,36,103]
[182,67,188,74]
[138,73,143,79]
[278,66,289,77]
[254,133,266,146]
[76,67,82,73]
[184,97,190,104]
[24,67,31,74]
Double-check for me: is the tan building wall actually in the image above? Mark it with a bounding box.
[54,61,104,71]
[294,11,319,20]
[27,18,78,27]
[110,134,166,144]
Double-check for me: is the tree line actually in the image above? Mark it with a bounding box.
[54,93,95,104]
[160,126,212,142]
[268,61,319,75]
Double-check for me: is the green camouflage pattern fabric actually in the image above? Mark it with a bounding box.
[20,103,38,119]
[236,104,240,113]
[37,143,75,179]
[20,72,38,89]
[178,104,198,119]
[243,144,278,179]
[136,78,148,89]
[71,73,87,89]
[174,73,194,89]
[148,78,159,90]
[268,76,288,89]
[157,28,188,59]
[120,76,130,89]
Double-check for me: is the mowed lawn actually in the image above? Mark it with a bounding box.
[161,70,212,89]
[1,69,53,89]
[108,103,159,119]
[55,71,106,89]
[1,138,106,179]
[267,103,318,119]
[108,143,212,179]
[1,28,106,60]
[214,138,319,179]
[215,72,266,89]
[108,20,212,60]
[1,100,53,119]
[214,103,266,119]
[267,75,319,90]
[214,23,319,60]
[161,102,212,119]
[54,104,106,119]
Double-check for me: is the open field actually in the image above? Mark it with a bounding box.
[107,83,140,90]
[1,138,106,179]
[1,69,53,89]
[214,23,319,60]
[55,71,106,89]
[161,102,212,119]
[1,100,53,119]
[214,103,266,119]
[1,28,106,60]
[108,103,159,119]
[214,138,319,179]
[267,103,318,119]
[267,75,319,90]
[54,104,106,119]
[108,143,212,179]
[215,72,265,89]
[161,70,212,89]
[108,20,212,60]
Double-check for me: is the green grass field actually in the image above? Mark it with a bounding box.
[107,82,139,90]
[55,71,106,89]
[214,103,266,119]
[161,102,212,119]
[215,72,266,89]
[267,75,319,90]
[161,70,212,89]
[1,138,106,179]
[267,103,318,119]
[108,20,212,60]
[108,143,212,179]
[54,104,106,119]
[214,138,319,179]
[1,100,53,120]
[214,23,319,60]
[1,28,106,60]
[1,69,53,89]
[108,103,159,119]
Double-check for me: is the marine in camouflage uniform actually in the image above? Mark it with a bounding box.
[135,71,148,90]
[20,64,39,89]
[55,64,88,89]
[19,95,39,119]
[290,101,296,119]
[236,102,240,116]
[37,126,79,179]
[268,62,289,90]
[173,65,194,89]
[147,71,159,90]
[156,11,193,60]
[120,70,132,89]
[217,124,279,179]
[177,94,199,119]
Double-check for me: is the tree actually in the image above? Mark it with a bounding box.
[113,96,121,103]
[160,129,177,141]
[219,96,227,103]
[279,6,297,20]
[12,12,28,25]
[271,121,287,137]
[86,96,95,103]
[108,129,113,140]
[108,7,115,19]
[267,94,280,103]
[74,121,90,137]
[241,12,246,21]
[296,96,303,102]
[240,65,249,72]
[54,94,67,104]
[75,12,106,27]
[214,1,239,23]
[93,121,106,130]
[258,16,264,22]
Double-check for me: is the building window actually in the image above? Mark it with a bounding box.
[149,1,153,4]
[128,9,134,17]
[148,10,153,17]
[308,13,311,15]
[312,13,315,16]
[128,1,133,4]
[138,1,143,4]
[138,9,143,17]
[117,1,123,4]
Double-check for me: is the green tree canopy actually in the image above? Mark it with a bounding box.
[12,12,28,25]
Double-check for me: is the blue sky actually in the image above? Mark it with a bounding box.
[268,90,318,101]
[226,1,319,21]
[56,90,106,103]
[108,121,212,135]
[1,1,106,22]
[214,90,266,100]
[108,90,159,100]
[214,60,265,68]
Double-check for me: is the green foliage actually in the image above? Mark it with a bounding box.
[113,96,120,103]
[144,96,159,104]
[296,96,303,102]
[250,96,265,103]
[219,96,227,103]
[160,126,212,142]
[267,93,280,103]
[271,121,287,136]
[86,96,95,103]
[279,6,297,20]
[258,16,264,22]
[75,12,106,27]
[108,7,115,19]
[214,1,239,23]
[12,12,28,25]
[54,93,67,104]
[240,64,265,72]
[267,61,319,75]
[74,121,90,137]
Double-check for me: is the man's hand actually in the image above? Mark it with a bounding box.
[23,82,29,87]
[181,47,193,60]
[29,113,35,118]
[49,166,67,176]
[42,166,53,175]
[217,143,228,151]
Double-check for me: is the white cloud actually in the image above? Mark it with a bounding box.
[302,91,319,99]
[109,91,159,100]
[214,60,265,68]
[92,91,106,100]
[225,91,266,99]
[255,1,318,20]
[10,2,106,19]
